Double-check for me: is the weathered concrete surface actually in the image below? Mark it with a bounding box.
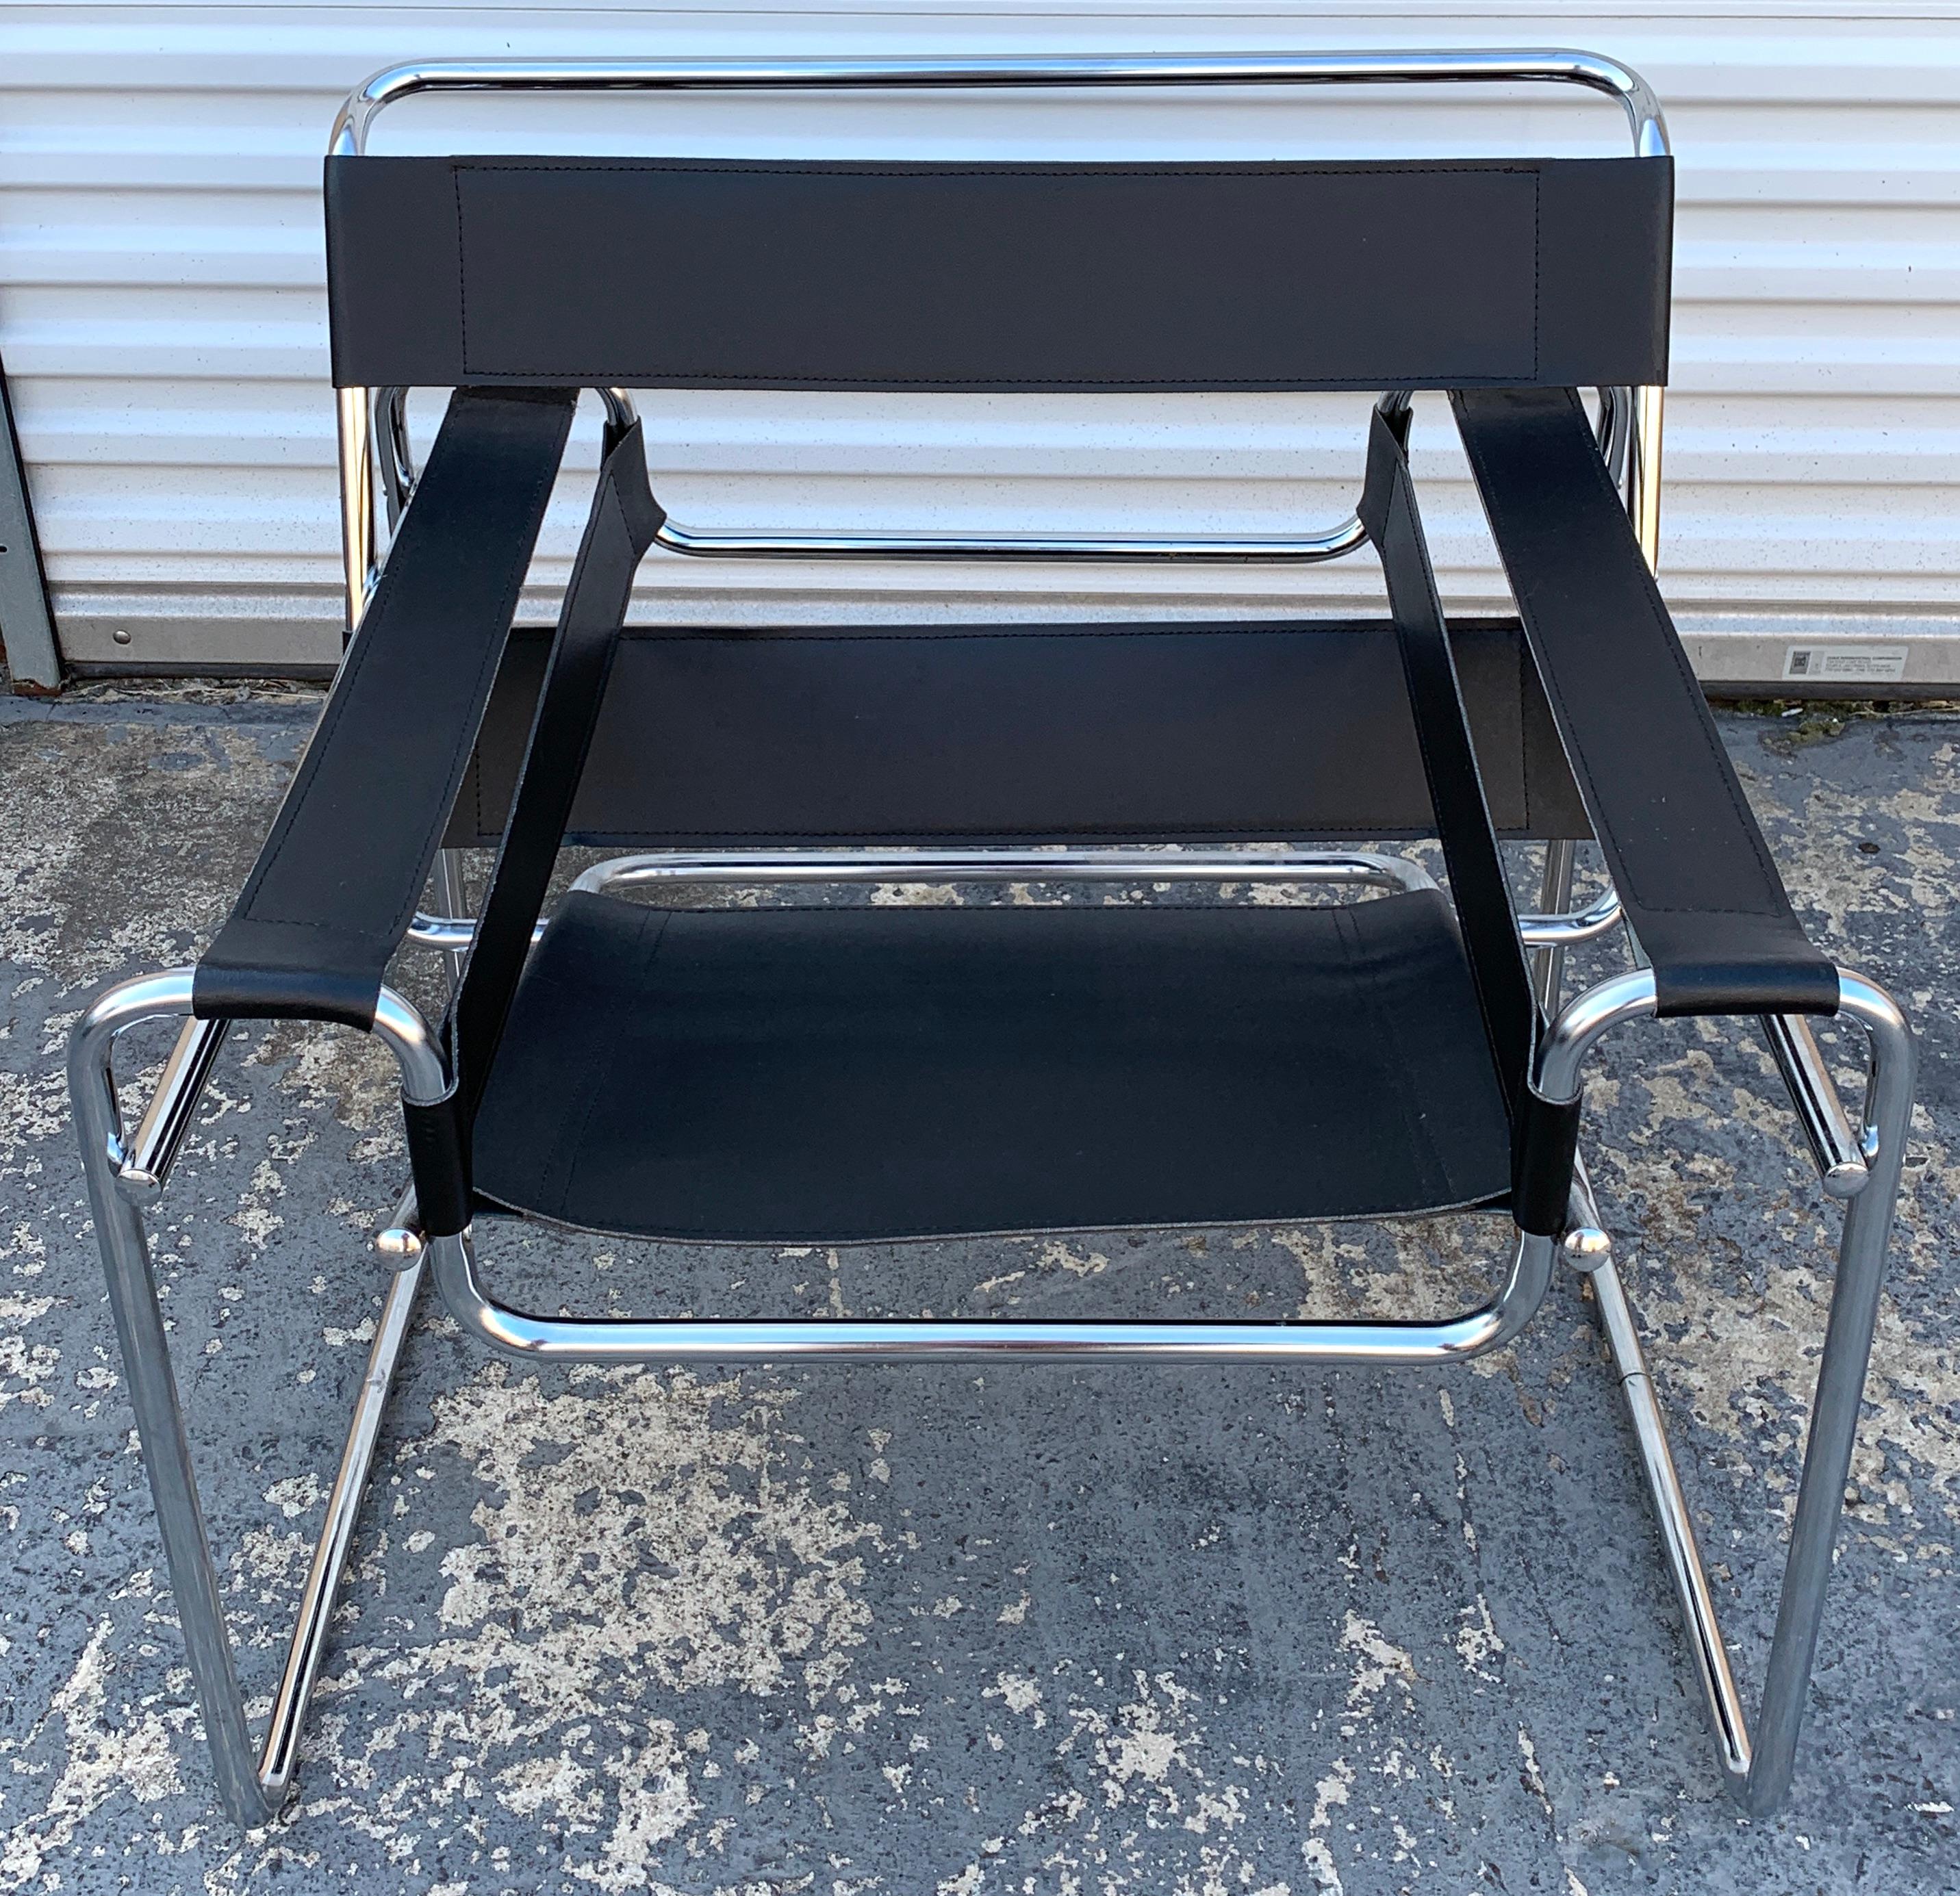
[0,683,1953,1896]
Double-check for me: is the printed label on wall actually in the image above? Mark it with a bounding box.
[1782,645,1910,684]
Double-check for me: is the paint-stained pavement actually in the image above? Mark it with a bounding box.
[0,682,1955,1895]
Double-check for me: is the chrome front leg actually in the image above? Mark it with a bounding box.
[68,971,442,1827]
[1544,969,1916,1814]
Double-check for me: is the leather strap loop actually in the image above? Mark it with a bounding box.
[1453,387,1837,1019]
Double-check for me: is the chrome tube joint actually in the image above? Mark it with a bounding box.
[1761,1012,1871,1199]
[71,970,450,1170]
[1518,883,1622,951]
[1538,966,1896,1204]
[114,1015,232,1202]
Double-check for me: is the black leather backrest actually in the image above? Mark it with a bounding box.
[327,154,1671,392]
[444,617,1592,849]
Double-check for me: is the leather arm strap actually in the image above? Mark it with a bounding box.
[1453,386,1837,1019]
[193,387,577,1029]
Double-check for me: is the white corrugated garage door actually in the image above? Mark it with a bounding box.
[1,2,1956,686]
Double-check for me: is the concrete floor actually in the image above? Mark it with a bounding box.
[0,682,1954,1896]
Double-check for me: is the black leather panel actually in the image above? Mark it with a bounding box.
[1534,157,1672,389]
[449,420,663,1134]
[443,617,1592,850]
[194,387,576,1028]
[1359,406,1576,1234]
[1453,387,1839,1019]
[327,154,1672,392]
[470,890,1514,1242]
[1360,413,1535,1102]
[324,154,466,392]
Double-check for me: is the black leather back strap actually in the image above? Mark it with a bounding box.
[1453,387,1838,1019]
[1358,407,1577,1236]
[444,420,664,1155]
[194,387,576,1028]
[445,615,1593,849]
[327,154,1672,394]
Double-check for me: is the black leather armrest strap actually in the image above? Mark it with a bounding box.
[1453,387,1838,1019]
[194,387,576,1028]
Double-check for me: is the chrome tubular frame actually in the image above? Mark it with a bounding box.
[79,46,1913,1829]
[75,945,1913,1825]
[331,50,1669,161]
[429,1227,1556,1366]
[408,849,1626,951]
[420,832,1567,1372]
[1536,967,1916,1815]
[565,845,1627,955]
[372,385,415,531]
[68,972,448,1828]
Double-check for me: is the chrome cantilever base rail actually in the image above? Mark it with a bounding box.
[71,936,1913,1825]
[429,1230,1555,1366]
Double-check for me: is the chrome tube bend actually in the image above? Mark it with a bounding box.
[430,1226,1555,1367]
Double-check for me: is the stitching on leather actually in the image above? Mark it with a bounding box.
[453,159,1540,384]
[390,409,568,943]
[1458,387,1790,921]
[466,1193,1515,1246]
[458,160,1539,179]
[453,168,471,376]
[1530,174,1542,381]
[1516,632,1537,832]
[458,463,643,1100]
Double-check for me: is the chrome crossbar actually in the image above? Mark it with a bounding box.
[570,845,1434,896]
[1761,1011,1872,1198]
[331,51,1669,159]
[433,1229,1555,1366]
[407,846,1626,951]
